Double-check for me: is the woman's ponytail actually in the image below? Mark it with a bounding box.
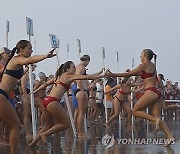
[2,47,17,74]
[55,64,64,80]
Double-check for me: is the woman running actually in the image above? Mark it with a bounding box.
[105,75,132,128]
[0,40,55,154]
[88,80,98,124]
[29,61,105,146]
[106,49,174,146]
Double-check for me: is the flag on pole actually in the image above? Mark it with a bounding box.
[102,47,105,58]
[49,34,59,48]
[57,39,60,48]
[116,51,119,62]
[77,39,81,53]
[67,44,69,52]
[132,58,134,68]
[26,17,34,36]
[6,20,10,33]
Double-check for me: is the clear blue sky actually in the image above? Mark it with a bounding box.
[0,0,180,83]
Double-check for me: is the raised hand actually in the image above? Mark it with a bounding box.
[46,49,56,58]
[104,69,113,77]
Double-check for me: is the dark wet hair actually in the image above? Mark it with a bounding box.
[143,49,157,68]
[55,61,73,79]
[121,69,131,84]
[122,77,129,84]
[80,55,90,61]
[2,40,31,74]
[16,40,30,54]
[106,77,114,86]
[55,64,64,80]
[63,61,73,72]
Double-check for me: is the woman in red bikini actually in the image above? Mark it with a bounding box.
[88,80,98,124]
[29,61,105,147]
[105,72,132,128]
[34,72,47,130]
[107,49,174,146]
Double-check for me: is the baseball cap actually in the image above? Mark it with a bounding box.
[0,47,12,54]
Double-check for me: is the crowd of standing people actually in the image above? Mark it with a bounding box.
[0,42,179,154]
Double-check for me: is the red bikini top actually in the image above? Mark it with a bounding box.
[54,81,70,91]
[119,90,131,95]
[141,71,155,79]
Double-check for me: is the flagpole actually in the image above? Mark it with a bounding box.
[6,20,9,48]
[116,51,121,138]
[67,44,69,61]
[26,17,37,138]
[131,58,134,139]
[77,39,81,61]
[102,47,108,123]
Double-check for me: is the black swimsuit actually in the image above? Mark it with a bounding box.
[74,89,89,96]
[4,67,24,80]
[0,67,24,100]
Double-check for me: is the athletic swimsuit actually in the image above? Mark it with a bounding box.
[42,96,59,108]
[4,67,24,80]
[72,83,78,108]
[140,71,155,79]
[54,81,70,91]
[114,89,130,103]
[74,89,89,96]
[0,67,24,100]
[74,69,89,96]
[156,79,165,99]
[141,70,161,99]
[145,87,161,99]
[136,91,144,100]
[89,87,97,100]
[119,89,130,95]
[42,81,70,108]
[135,85,144,100]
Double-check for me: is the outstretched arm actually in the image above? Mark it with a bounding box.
[107,64,144,78]
[17,49,56,66]
[33,78,54,93]
[105,84,121,94]
[71,68,105,81]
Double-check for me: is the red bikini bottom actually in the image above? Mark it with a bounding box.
[145,87,161,99]
[135,92,144,100]
[42,96,59,108]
